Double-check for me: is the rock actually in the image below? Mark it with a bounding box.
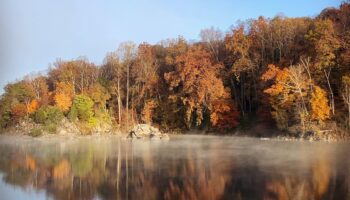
[160,133,170,140]
[127,124,169,140]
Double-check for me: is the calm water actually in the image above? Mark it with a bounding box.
[0,135,350,200]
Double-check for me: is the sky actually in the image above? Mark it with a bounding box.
[0,0,342,93]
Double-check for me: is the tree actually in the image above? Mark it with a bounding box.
[11,103,27,123]
[306,19,341,114]
[49,58,98,95]
[210,100,239,130]
[101,52,124,125]
[142,99,157,124]
[69,95,95,122]
[262,64,292,129]
[342,75,350,129]
[27,99,39,114]
[54,93,72,112]
[200,27,223,62]
[310,86,330,122]
[225,24,255,115]
[27,75,49,106]
[54,82,74,112]
[165,45,228,128]
[117,42,137,128]
[87,83,111,111]
[262,63,312,131]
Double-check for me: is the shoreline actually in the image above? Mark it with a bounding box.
[0,130,348,143]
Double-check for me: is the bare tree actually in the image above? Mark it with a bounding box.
[200,27,223,62]
[118,42,137,129]
[342,76,350,129]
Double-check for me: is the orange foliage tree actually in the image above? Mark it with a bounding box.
[27,99,39,114]
[165,45,229,128]
[11,103,27,122]
[210,100,239,130]
[142,99,157,124]
[262,63,313,130]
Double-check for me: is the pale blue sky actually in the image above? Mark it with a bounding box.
[0,0,341,93]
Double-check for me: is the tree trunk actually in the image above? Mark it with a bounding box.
[117,78,122,125]
[324,68,335,115]
[230,78,244,116]
[126,63,130,129]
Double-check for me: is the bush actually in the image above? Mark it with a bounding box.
[30,128,43,137]
[34,108,47,124]
[34,106,63,124]
[70,95,94,122]
[0,111,11,128]
[95,111,112,125]
[68,105,78,122]
[46,106,64,124]
[43,123,57,134]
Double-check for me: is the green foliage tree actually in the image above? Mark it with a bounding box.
[69,95,95,123]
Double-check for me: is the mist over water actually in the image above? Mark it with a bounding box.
[0,135,349,200]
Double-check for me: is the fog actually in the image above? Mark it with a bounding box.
[0,135,350,199]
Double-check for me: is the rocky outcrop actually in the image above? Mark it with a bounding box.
[57,118,81,135]
[127,124,169,140]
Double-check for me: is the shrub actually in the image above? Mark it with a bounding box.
[43,123,57,134]
[70,95,94,122]
[11,103,27,123]
[68,105,78,122]
[30,128,43,137]
[34,108,47,124]
[46,106,64,124]
[0,111,11,128]
[34,106,63,124]
[95,111,112,125]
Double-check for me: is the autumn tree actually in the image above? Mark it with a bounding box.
[306,19,341,114]
[210,100,239,130]
[26,75,49,106]
[49,58,98,95]
[87,83,111,111]
[117,42,137,128]
[342,75,350,129]
[262,63,312,131]
[225,24,255,115]
[142,100,157,124]
[101,52,124,125]
[310,86,330,122]
[165,45,228,128]
[54,82,74,112]
[11,103,27,123]
[200,27,223,62]
[27,99,39,114]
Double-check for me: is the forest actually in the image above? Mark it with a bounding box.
[0,2,350,138]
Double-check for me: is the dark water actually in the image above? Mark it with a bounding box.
[0,135,350,200]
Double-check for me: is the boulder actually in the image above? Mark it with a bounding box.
[127,124,168,140]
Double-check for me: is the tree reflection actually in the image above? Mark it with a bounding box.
[0,140,348,200]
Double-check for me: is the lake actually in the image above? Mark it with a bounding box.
[0,135,349,200]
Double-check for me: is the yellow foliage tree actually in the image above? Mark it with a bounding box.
[54,82,74,112]
[310,86,330,122]
[54,92,72,112]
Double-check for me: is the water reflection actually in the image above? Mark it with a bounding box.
[0,135,349,200]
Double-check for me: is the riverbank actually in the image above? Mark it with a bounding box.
[0,127,348,142]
